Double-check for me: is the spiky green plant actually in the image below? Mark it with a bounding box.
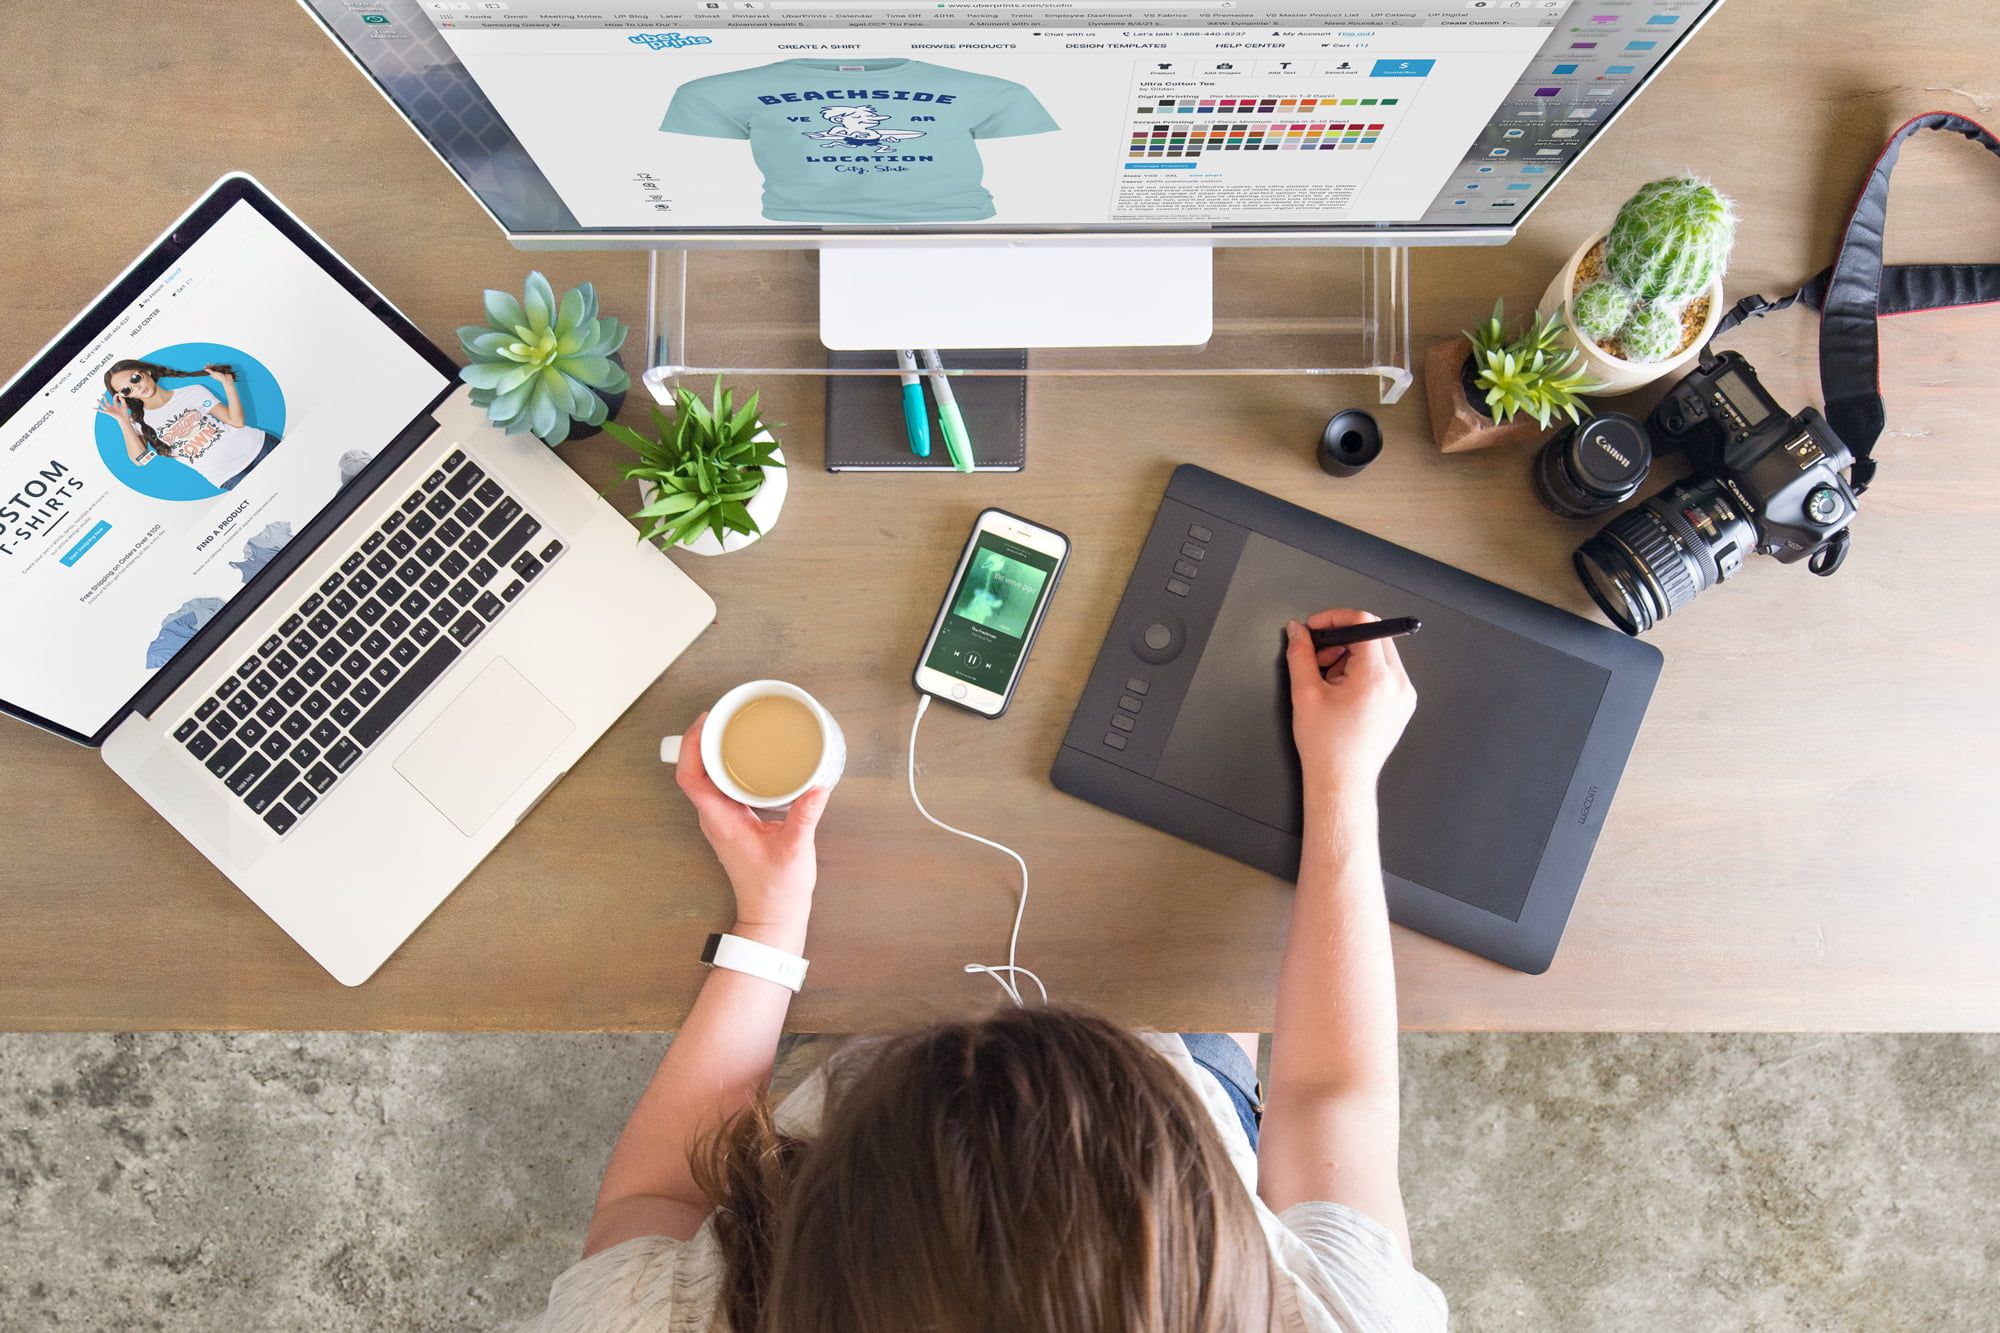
[1564,176,1736,363]
[457,272,629,447]
[1570,280,1634,344]
[608,379,783,550]
[1463,300,1601,428]
[1619,301,1684,364]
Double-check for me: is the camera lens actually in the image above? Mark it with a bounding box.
[1573,477,1755,634]
[1534,412,1651,519]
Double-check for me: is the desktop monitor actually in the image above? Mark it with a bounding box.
[299,0,1724,247]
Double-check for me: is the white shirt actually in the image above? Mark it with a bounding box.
[147,384,267,487]
[522,1032,1448,1332]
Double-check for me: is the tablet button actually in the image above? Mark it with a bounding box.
[1188,524,1213,541]
[1166,579,1190,597]
[1111,714,1136,732]
[1103,732,1127,750]
[1180,542,1205,561]
[1125,678,1149,695]
[1118,694,1142,713]
[1131,613,1185,664]
[1145,624,1171,650]
[1174,560,1198,578]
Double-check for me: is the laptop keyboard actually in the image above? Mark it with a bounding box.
[169,449,566,838]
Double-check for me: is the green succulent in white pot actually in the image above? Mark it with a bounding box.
[608,378,787,558]
[457,272,629,447]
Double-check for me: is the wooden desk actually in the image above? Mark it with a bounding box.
[3,1,1996,1031]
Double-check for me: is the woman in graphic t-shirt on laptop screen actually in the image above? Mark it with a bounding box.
[98,358,281,492]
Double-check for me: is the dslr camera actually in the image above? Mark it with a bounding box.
[1573,349,1860,635]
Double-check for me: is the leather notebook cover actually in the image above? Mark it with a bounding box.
[823,349,1027,472]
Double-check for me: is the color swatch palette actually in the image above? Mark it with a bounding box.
[1126,121,1385,158]
[1134,95,1399,114]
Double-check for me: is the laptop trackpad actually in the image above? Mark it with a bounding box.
[395,659,574,836]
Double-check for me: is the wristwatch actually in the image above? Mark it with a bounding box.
[700,932,809,994]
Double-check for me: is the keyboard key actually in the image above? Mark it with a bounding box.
[322,670,351,698]
[256,698,285,727]
[279,613,303,636]
[300,592,324,615]
[259,634,283,656]
[349,570,378,598]
[510,552,543,581]
[390,533,417,560]
[285,783,318,815]
[174,716,201,742]
[367,550,396,578]
[490,515,541,565]
[479,497,522,540]
[382,610,410,639]
[301,691,331,719]
[351,638,461,747]
[411,618,439,646]
[259,732,289,762]
[305,763,338,794]
[460,531,489,560]
[216,676,241,701]
[396,558,423,585]
[280,712,310,740]
[342,651,369,679]
[350,678,381,707]
[248,671,278,698]
[399,491,424,515]
[369,659,400,688]
[539,539,564,562]
[328,590,356,618]
[361,531,385,555]
[319,572,343,595]
[267,650,298,677]
[408,510,435,539]
[316,639,345,667]
[420,571,449,599]
[423,466,449,492]
[390,639,419,667]
[236,718,268,748]
[447,462,484,498]
[277,679,306,706]
[227,692,257,719]
[416,539,446,566]
[298,658,327,687]
[206,739,247,778]
[383,510,406,535]
[226,752,270,797]
[291,738,321,768]
[195,697,220,721]
[444,448,465,469]
[379,578,405,605]
[246,761,299,816]
[312,716,343,747]
[262,804,298,837]
[237,656,261,680]
[474,592,505,622]
[328,738,362,772]
[336,618,366,646]
[206,712,237,740]
[426,601,455,629]
[470,557,499,587]
[425,491,454,518]
[473,476,502,506]
[436,518,464,546]
[454,498,484,528]
[441,551,469,579]
[400,591,429,619]
[448,612,485,647]
[449,580,478,607]
[186,731,217,761]
[340,552,365,576]
[362,630,392,658]
[500,579,525,603]
[308,610,338,637]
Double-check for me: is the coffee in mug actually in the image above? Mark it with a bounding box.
[660,680,846,810]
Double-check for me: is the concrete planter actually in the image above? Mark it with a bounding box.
[1537,231,1724,395]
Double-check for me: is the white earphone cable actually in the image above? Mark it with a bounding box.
[907,694,1048,1006]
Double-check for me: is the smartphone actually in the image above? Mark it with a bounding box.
[914,508,1070,717]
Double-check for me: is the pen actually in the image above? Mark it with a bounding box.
[895,349,930,458]
[1308,617,1423,650]
[920,348,974,473]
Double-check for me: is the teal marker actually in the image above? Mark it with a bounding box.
[921,348,974,472]
[896,349,930,457]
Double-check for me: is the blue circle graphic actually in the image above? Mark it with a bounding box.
[93,342,287,501]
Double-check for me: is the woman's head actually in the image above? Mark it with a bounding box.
[102,360,224,455]
[699,1006,1273,1333]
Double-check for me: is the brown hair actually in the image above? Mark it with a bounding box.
[694,1006,1273,1333]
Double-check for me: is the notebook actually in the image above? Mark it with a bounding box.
[823,349,1028,473]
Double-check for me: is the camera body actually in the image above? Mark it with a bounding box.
[1573,350,1861,636]
[1648,349,1859,567]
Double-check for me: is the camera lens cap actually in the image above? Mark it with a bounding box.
[1564,412,1651,501]
[1317,409,1383,478]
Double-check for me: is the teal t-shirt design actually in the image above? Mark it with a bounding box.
[660,58,1059,223]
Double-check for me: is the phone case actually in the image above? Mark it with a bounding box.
[912,507,1069,719]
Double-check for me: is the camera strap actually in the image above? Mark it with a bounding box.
[1709,111,2000,495]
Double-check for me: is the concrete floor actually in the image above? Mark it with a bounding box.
[1,1034,1992,1331]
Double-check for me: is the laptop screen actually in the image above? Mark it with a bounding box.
[0,197,450,741]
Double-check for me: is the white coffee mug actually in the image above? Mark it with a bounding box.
[660,680,846,810]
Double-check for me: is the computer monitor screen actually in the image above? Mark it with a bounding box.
[301,0,1722,240]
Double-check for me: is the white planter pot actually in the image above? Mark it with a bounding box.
[1537,231,1724,396]
[636,436,787,558]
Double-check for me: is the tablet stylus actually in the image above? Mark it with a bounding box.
[1308,617,1422,650]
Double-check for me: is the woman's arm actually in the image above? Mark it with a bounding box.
[96,396,151,464]
[210,368,246,429]
[1257,611,1418,1258]
[582,711,831,1258]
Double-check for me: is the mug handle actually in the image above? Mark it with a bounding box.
[660,735,683,764]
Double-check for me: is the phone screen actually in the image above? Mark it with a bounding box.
[923,530,1062,695]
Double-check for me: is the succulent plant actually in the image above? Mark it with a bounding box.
[608,378,784,550]
[1619,301,1684,364]
[1463,300,1600,428]
[457,272,629,447]
[1563,176,1737,365]
[1570,280,1634,344]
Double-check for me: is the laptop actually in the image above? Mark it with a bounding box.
[0,175,715,985]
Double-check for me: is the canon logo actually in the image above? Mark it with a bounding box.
[1599,443,1631,468]
[1575,784,1599,825]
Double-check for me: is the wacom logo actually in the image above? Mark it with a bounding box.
[628,31,713,50]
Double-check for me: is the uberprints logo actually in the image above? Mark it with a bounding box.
[628,32,713,50]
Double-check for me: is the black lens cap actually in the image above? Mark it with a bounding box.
[1565,412,1651,500]
[1317,409,1383,478]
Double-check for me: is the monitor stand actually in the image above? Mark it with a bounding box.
[816,242,1214,351]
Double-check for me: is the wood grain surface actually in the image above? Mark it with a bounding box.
[2,1,1996,1031]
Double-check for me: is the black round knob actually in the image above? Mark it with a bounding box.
[1804,484,1845,526]
[1317,409,1383,478]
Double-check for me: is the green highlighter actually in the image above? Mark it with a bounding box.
[921,348,974,472]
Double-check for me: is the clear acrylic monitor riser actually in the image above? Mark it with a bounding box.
[640,243,1412,406]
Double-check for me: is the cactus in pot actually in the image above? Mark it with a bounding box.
[1568,176,1736,364]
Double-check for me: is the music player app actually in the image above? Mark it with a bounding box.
[925,533,1058,693]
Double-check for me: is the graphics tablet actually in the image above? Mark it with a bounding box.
[1051,466,1662,973]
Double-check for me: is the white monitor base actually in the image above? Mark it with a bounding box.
[818,242,1212,351]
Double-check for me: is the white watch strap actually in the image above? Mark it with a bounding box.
[703,932,809,993]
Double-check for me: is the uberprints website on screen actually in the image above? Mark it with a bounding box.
[0,202,447,737]
[925,533,1059,694]
[320,0,1716,232]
